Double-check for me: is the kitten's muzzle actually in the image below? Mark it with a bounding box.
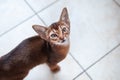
[61,39,65,43]
[59,37,66,43]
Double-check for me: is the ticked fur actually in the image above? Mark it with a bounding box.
[0,7,70,80]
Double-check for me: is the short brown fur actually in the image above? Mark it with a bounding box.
[0,7,70,80]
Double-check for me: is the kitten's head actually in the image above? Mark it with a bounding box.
[32,7,70,45]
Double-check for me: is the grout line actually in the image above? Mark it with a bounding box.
[36,15,47,26]
[69,53,93,80]
[0,0,59,37]
[24,0,46,26]
[85,43,120,71]
[24,0,92,78]
[36,0,59,13]
[73,71,84,80]
[24,0,47,26]
[36,0,60,26]
[0,14,35,37]
[113,0,120,7]
[73,43,120,80]
[24,0,59,26]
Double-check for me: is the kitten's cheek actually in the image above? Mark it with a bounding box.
[66,34,69,37]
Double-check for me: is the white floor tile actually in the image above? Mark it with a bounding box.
[53,55,82,80]
[87,46,120,80]
[38,0,120,69]
[25,0,57,12]
[38,0,69,26]
[0,0,34,35]
[115,0,120,4]
[0,16,43,56]
[86,0,120,51]
[70,24,108,69]
[75,73,90,80]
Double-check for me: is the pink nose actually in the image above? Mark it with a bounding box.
[60,37,64,40]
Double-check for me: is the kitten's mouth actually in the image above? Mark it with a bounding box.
[51,40,66,44]
[59,39,66,43]
[51,39,67,45]
[61,39,65,43]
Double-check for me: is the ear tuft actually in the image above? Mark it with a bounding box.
[32,25,47,39]
[60,7,70,25]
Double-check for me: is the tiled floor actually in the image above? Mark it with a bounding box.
[0,0,120,80]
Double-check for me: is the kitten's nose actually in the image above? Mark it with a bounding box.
[59,37,65,43]
[60,37,64,40]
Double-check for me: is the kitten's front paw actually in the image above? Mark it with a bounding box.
[51,65,60,73]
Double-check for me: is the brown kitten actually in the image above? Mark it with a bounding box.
[0,7,70,80]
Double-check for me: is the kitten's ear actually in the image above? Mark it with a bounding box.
[32,25,47,40]
[60,7,70,25]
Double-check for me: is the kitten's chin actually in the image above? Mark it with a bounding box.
[54,39,69,46]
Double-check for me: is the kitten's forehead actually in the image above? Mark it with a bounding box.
[51,23,59,30]
[50,22,68,30]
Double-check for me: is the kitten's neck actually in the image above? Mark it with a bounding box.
[49,38,70,55]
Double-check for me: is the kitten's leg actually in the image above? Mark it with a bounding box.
[47,63,60,73]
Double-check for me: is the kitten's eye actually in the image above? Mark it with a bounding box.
[51,34,58,38]
[62,27,67,32]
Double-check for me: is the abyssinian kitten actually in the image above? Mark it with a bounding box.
[0,7,70,80]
